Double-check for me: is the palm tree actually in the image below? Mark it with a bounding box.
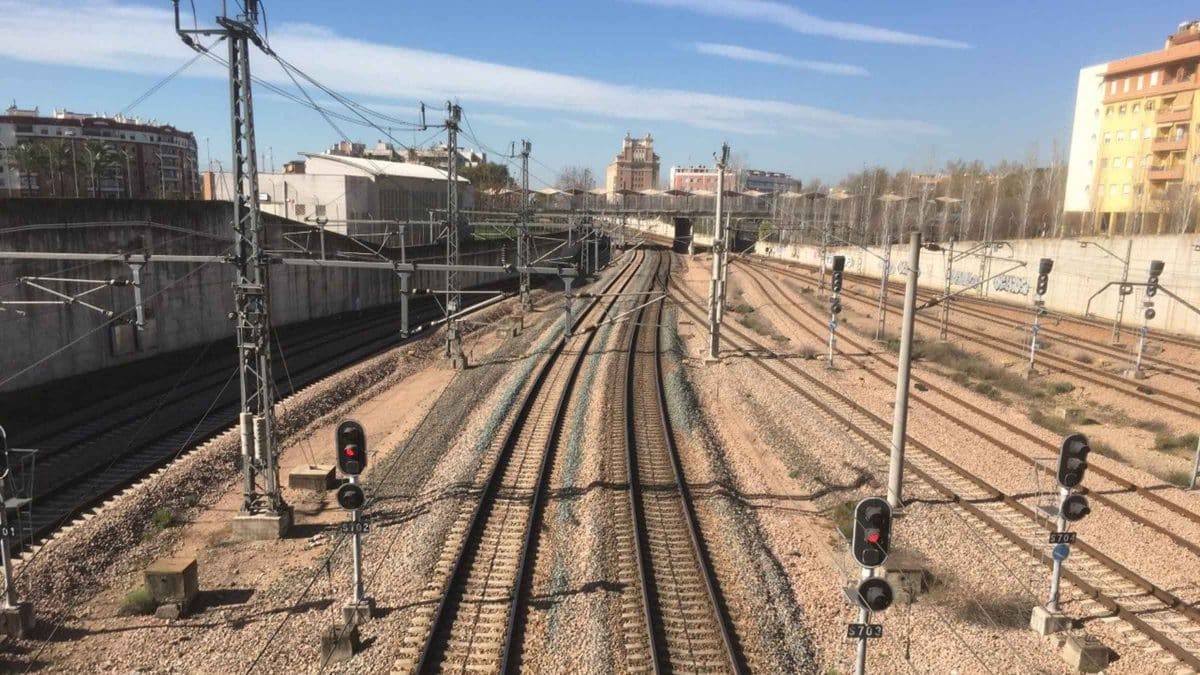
[79,140,118,197]
[36,139,69,197]
[7,141,41,196]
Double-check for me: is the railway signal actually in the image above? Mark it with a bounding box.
[334,420,373,628]
[1130,260,1165,379]
[848,496,895,675]
[851,498,892,568]
[336,420,368,476]
[828,255,846,369]
[1056,433,1091,489]
[1061,494,1090,522]
[1039,433,1092,621]
[1026,258,1053,378]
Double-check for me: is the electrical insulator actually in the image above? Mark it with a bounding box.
[1056,433,1091,489]
[851,497,892,568]
[336,419,368,476]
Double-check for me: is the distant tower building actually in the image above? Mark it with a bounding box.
[605,132,660,197]
[1064,19,1200,234]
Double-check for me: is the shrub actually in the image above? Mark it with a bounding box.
[151,508,175,530]
[119,589,157,616]
[1046,381,1075,395]
[1074,351,1095,365]
[830,499,857,540]
[1029,409,1075,436]
[1154,432,1199,453]
[800,345,817,360]
[973,382,1001,400]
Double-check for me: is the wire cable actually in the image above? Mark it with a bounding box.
[119,37,224,117]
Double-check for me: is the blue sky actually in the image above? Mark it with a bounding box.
[0,0,1192,186]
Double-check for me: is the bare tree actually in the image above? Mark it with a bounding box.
[555,166,596,191]
[1017,144,1039,238]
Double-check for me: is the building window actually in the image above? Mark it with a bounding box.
[1143,154,1151,167]
[1111,185,1120,196]
[1117,131,1125,142]
[1119,105,1127,115]
[1144,127,1152,139]
[1132,103,1140,113]
[1151,71,1160,86]
[1137,75,1145,90]
[1104,132,1112,143]
[1100,158,1109,168]
[1109,81,1117,95]
[1123,184,1131,195]
[1146,100,1155,110]
[1126,157,1134,169]
[1124,78,1131,93]
[1105,106,1113,116]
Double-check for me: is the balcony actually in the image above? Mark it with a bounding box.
[1152,136,1189,152]
[1156,106,1192,124]
[1148,164,1185,181]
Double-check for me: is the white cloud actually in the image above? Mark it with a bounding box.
[633,0,969,49]
[692,42,868,76]
[562,119,618,132]
[468,112,532,128]
[0,1,945,138]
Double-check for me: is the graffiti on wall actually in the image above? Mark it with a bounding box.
[991,274,1030,296]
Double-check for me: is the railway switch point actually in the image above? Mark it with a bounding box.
[342,597,374,626]
[0,602,34,638]
[144,557,199,619]
[1029,605,1071,636]
[232,508,293,541]
[288,465,336,491]
[320,624,360,664]
[1060,633,1110,672]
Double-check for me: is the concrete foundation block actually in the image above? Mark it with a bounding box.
[1061,633,1109,672]
[0,602,35,638]
[881,552,932,604]
[154,602,183,620]
[503,316,523,338]
[1030,605,1072,636]
[288,464,336,491]
[342,598,375,625]
[1124,368,1148,380]
[144,557,199,612]
[450,355,469,370]
[232,508,293,541]
[320,624,360,664]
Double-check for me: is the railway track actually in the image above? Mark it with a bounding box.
[749,257,1200,421]
[752,252,1200,357]
[755,256,1200,389]
[735,261,1200,540]
[670,266,1200,673]
[14,287,513,544]
[395,250,646,673]
[621,257,742,672]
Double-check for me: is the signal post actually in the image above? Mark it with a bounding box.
[846,497,895,675]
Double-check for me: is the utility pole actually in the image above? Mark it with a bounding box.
[875,195,903,342]
[707,142,730,362]
[176,0,290,537]
[887,232,921,510]
[518,139,532,310]
[1112,240,1133,344]
[444,102,466,368]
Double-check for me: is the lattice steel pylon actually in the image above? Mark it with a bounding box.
[175,0,287,524]
[444,103,464,363]
[518,139,532,310]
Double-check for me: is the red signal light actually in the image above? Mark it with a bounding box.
[866,531,881,545]
[343,446,358,457]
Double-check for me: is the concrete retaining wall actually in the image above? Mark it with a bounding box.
[617,214,1200,338]
[0,199,527,392]
[755,233,1200,338]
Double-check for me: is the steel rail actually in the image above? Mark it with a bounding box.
[624,256,743,673]
[411,250,644,673]
[670,276,1200,671]
[737,262,1200,540]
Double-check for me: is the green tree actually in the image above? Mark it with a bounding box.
[460,161,512,192]
[78,140,119,197]
[7,141,41,195]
